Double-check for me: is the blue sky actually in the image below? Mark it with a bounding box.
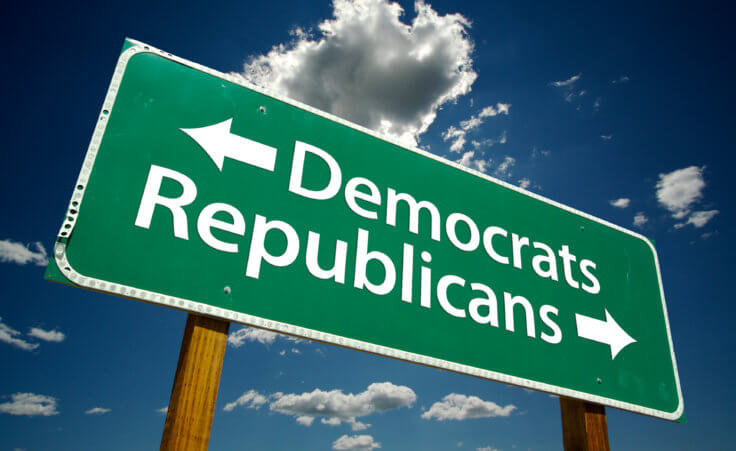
[1,0,734,450]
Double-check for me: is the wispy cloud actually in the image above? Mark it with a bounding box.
[0,240,48,266]
[675,210,719,229]
[600,134,612,141]
[443,105,510,153]
[155,406,168,414]
[27,328,65,343]
[421,393,516,421]
[237,0,477,147]
[332,434,381,450]
[0,393,59,416]
[609,198,630,208]
[517,178,531,189]
[612,75,630,84]
[227,326,302,348]
[0,317,39,352]
[223,390,269,412]
[494,156,516,178]
[550,73,581,87]
[85,407,111,415]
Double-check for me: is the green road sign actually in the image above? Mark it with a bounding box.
[47,39,683,420]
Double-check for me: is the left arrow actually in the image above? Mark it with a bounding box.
[181,118,277,172]
[575,309,636,360]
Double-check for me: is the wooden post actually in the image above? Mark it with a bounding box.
[560,397,610,451]
[161,314,230,451]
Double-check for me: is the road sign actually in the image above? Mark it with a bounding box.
[46,39,683,420]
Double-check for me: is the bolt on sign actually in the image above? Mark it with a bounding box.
[46,39,684,421]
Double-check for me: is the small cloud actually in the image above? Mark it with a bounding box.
[656,166,706,219]
[517,178,531,189]
[593,97,601,111]
[550,73,581,87]
[494,156,516,178]
[609,198,630,208]
[600,134,612,141]
[279,350,286,356]
[155,406,168,414]
[421,393,515,421]
[85,407,111,415]
[332,434,381,451]
[291,348,301,354]
[457,442,464,447]
[28,328,65,343]
[612,75,630,84]
[477,447,500,451]
[633,212,648,228]
[444,105,510,152]
[0,393,59,416]
[676,210,719,229]
[455,151,491,173]
[0,240,48,266]
[0,318,39,352]
[297,415,315,426]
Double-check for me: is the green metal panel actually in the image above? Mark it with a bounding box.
[47,40,683,420]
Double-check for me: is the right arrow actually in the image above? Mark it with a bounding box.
[575,309,636,360]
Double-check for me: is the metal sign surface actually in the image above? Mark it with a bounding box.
[46,39,683,420]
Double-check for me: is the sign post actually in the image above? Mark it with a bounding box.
[45,38,684,447]
[160,314,229,450]
[560,397,610,451]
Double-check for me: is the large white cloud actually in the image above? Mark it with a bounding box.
[0,393,59,416]
[0,240,48,266]
[332,434,381,450]
[0,317,39,352]
[238,0,477,147]
[268,382,416,428]
[421,393,515,421]
[656,166,706,218]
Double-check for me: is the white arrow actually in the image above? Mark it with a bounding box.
[180,118,277,172]
[575,309,636,360]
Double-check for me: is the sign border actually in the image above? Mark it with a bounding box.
[52,39,684,421]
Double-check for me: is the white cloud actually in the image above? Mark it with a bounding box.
[609,198,630,208]
[291,348,301,354]
[0,317,39,352]
[550,73,581,87]
[0,393,59,416]
[593,97,601,111]
[600,134,612,141]
[677,210,719,229]
[455,151,490,173]
[28,328,65,343]
[238,0,477,147]
[444,105,509,153]
[85,407,111,415]
[270,382,416,427]
[227,326,302,348]
[494,156,516,177]
[530,147,550,159]
[656,166,706,218]
[155,406,168,414]
[633,212,648,228]
[517,178,531,189]
[421,393,516,421]
[332,434,381,450]
[279,350,286,356]
[476,447,499,451]
[612,75,630,84]
[223,390,269,412]
[0,240,48,266]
